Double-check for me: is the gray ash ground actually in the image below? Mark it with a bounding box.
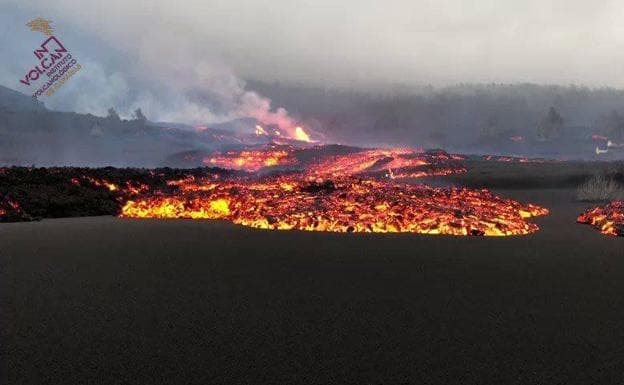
[2,188,623,384]
[2,161,624,384]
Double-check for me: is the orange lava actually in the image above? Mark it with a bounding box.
[203,147,298,172]
[294,126,311,142]
[307,148,465,178]
[120,175,548,236]
[73,176,150,195]
[200,146,467,180]
[577,201,624,236]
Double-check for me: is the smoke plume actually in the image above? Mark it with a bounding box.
[0,1,301,136]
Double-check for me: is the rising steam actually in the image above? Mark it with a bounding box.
[1,1,307,140]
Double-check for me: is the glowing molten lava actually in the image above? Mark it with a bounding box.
[204,147,298,172]
[255,125,268,136]
[199,146,466,179]
[307,148,465,178]
[294,126,311,142]
[119,146,546,236]
[0,146,548,236]
[577,201,624,236]
[121,175,548,236]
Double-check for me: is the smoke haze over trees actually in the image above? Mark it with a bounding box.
[3,1,624,164]
[1,82,624,166]
[250,81,624,155]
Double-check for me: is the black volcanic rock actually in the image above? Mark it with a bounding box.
[300,180,337,194]
[0,166,240,222]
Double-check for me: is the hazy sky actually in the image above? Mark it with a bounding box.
[3,0,624,124]
[8,0,624,87]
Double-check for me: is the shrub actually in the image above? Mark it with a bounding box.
[577,174,624,202]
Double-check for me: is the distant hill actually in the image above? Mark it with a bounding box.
[0,85,269,167]
[0,85,46,112]
[1,81,623,166]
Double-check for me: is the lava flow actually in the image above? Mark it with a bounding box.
[120,146,546,236]
[204,146,298,172]
[121,175,548,236]
[577,201,624,236]
[199,145,467,179]
[0,147,549,235]
[306,148,465,178]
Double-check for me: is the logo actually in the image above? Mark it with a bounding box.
[27,18,54,36]
[20,18,82,98]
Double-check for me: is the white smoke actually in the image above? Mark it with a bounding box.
[46,60,130,117]
[3,1,302,136]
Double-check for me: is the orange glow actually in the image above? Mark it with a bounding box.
[255,125,268,136]
[307,148,465,178]
[577,201,624,236]
[36,145,546,237]
[294,126,311,142]
[204,147,298,172]
[120,175,548,236]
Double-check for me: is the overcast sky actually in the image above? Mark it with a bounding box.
[3,0,624,123]
[6,0,623,87]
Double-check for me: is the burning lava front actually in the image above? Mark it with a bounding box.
[306,148,466,179]
[577,201,624,236]
[120,174,548,236]
[127,147,547,236]
[204,146,299,172]
[0,146,550,236]
[193,145,467,179]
